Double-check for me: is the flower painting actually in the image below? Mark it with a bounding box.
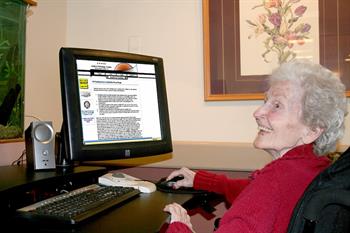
[203,0,346,100]
[246,0,312,65]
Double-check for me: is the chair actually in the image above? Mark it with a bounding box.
[287,147,350,233]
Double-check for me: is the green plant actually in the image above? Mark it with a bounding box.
[0,124,22,139]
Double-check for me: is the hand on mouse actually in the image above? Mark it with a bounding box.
[163,202,194,231]
[167,167,196,189]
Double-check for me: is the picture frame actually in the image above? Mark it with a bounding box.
[203,0,350,101]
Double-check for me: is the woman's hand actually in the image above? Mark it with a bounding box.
[167,167,196,189]
[164,202,194,232]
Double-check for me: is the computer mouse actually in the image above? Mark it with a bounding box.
[161,175,184,188]
[156,176,207,194]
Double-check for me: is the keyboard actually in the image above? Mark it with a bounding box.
[16,184,140,225]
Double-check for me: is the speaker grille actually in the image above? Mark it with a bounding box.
[34,123,54,143]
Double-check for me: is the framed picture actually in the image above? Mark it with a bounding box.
[203,0,350,101]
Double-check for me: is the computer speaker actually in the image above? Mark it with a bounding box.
[25,121,56,170]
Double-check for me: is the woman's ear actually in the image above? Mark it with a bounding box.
[303,127,324,144]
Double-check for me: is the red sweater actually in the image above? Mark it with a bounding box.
[166,144,330,233]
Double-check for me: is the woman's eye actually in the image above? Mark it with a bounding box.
[274,102,281,109]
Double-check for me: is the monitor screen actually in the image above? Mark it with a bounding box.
[59,47,172,164]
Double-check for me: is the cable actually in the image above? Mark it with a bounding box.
[25,115,42,121]
[11,149,26,166]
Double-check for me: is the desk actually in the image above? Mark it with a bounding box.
[0,165,193,233]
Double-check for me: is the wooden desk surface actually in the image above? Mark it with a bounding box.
[75,191,192,233]
[0,165,193,233]
[0,165,106,193]
[11,191,192,233]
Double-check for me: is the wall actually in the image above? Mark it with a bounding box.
[64,0,263,143]
[0,0,349,168]
[65,0,350,144]
[24,0,66,130]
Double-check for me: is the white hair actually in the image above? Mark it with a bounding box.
[269,59,348,155]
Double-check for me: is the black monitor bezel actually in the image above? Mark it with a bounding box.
[59,47,172,162]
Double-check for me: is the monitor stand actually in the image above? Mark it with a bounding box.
[55,126,74,172]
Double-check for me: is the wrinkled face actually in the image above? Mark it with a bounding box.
[253,80,311,159]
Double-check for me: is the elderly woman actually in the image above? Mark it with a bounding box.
[163,60,348,233]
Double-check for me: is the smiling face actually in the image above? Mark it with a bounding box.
[253,80,315,159]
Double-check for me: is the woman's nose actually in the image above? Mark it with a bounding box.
[253,104,266,119]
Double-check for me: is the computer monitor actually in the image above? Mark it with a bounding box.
[58,47,172,166]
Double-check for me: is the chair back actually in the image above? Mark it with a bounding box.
[287,147,350,233]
